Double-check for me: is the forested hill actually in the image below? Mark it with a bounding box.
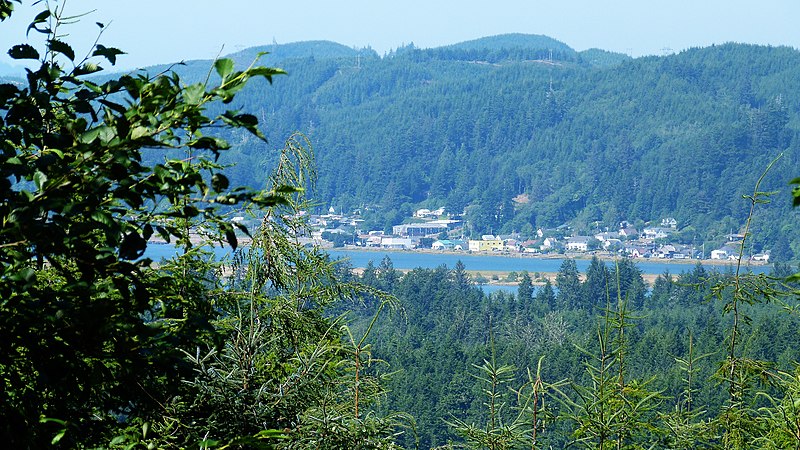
[134,35,800,252]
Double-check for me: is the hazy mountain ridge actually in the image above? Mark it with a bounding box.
[214,39,800,253]
[5,35,798,252]
[439,33,574,53]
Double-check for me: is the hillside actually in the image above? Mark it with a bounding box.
[149,35,800,255]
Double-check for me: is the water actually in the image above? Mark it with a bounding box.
[325,249,769,276]
[143,244,770,296]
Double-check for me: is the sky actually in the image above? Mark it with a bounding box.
[2,0,800,71]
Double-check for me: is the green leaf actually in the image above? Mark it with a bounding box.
[98,99,127,115]
[50,429,66,445]
[8,43,39,60]
[274,185,301,193]
[224,225,237,250]
[48,39,75,61]
[10,267,35,283]
[33,171,47,190]
[211,173,229,191]
[92,44,125,65]
[214,58,234,81]
[182,205,200,217]
[130,126,152,140]
[0,1,14,22]
[183,83,205,105]
[73,62,102,76]
[142,223,154,240]
[188,136,230,151]
[247,66,286,83]
[155,226,171,242]
[91,211,114,227]
[119,232,146,260]
[80,125,115,144]
[220,111,265,139]
[26,9,50,36]
[0,82,19,102]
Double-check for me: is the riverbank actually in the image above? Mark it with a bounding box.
[336,246,764,288]
[144,243,769,289]
[335,245,764,268]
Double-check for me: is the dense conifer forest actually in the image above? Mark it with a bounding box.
[5,31,800,251]
[141,35,800,254]
[346,256,800,448]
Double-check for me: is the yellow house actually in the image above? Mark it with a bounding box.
[468,238,503,252]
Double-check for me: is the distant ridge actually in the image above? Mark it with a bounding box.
[132,40,374,80]
[578,48,631,67]
[226,40,376,66]
[440,33,574,53]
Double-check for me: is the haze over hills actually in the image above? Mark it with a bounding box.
[5,33,796,254]
[177,34,797,256]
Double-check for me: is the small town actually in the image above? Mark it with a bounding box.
[287,206,771,263]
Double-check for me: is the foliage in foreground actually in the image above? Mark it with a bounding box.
[0,2,402,448]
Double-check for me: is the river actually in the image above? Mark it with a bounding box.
[326,248,768,276]
[146,244,770,294]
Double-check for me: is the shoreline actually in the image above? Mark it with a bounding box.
[333,246,769,287]
[331,245,764,267]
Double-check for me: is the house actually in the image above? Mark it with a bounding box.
[414,207,446,218]
[469,236,503,252]
[711,245,739,260]
[451,240,467,251]
[520,239,538,251]
[655,244,677,259]
[432,240,451,250]
[541,237,558,250]
[619,227,638,238]
[392,222,449,237]
[595,231,620,243]
[413,208,432,218]
[626,246,651,258]
[503,239,520,252]
[660,217,678,228]
[752,253,770,263]
[431,239,467,251]
[364,235,383,247]
[565,236,592,252]
[380,237,413,249]
[642,227,671,240]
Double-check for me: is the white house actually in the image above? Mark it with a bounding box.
[565,236,591,252]
[711,245,738,260]
[380,237,413,250]
[642,227,670,240]
[431,239,466,251]
[660,217,678,228]
[541,237,558,250]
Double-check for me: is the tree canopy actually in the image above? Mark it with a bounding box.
[0,3,401,448]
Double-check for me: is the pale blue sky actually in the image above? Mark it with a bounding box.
[2,0,799,70]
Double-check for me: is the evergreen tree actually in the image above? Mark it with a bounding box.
[454,259,471,290]
[536,279,557,310]
[556,258,582,309]
[518,271,533,303]
[582,256,610,309]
